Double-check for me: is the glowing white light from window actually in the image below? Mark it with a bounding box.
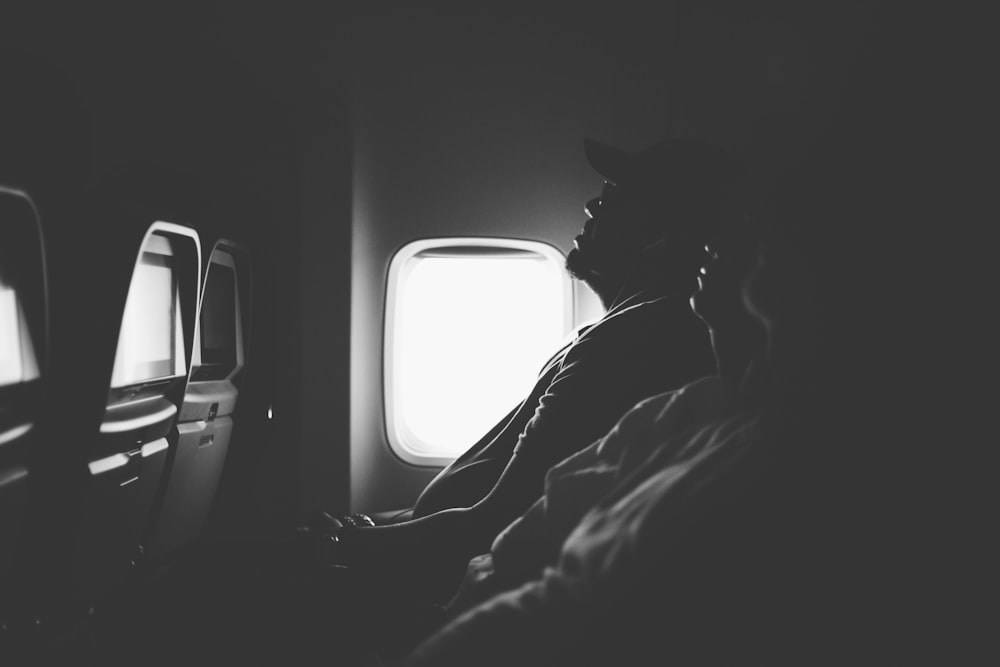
[389,247,569,462]
[0,286,39,386]
[110,253,185,388]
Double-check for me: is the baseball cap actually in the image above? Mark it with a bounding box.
[584,137,742,243]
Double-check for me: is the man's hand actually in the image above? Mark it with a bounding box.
[314,510,346,533]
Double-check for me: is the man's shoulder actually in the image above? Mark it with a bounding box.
[578,295,704,344]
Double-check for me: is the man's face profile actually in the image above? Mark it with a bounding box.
[566,181,649,292]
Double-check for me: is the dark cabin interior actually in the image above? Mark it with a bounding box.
[0,0,984,663]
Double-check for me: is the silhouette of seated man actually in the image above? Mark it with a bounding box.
[350,187,765,663]
[432,204,767,624]
[392,131,875,666]
[323,137,744,601]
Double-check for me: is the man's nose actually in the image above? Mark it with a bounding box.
[584,197,601,219]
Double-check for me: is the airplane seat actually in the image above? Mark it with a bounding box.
[144,239,251,562]
[0,51,95,658]
[24,170,204,648]
[0,186,47,645]
[367,508,414,525]
[71,221,200,608]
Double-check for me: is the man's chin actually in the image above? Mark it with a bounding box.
[565,249,598,282]
[568,250,622,303]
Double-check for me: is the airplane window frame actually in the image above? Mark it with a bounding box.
[384,237,574,467]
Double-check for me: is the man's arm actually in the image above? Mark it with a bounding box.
[339,303,711,575]
[455,316,697,544]
[338,326,657,571]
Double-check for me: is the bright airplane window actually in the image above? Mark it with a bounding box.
[386,239,572,466]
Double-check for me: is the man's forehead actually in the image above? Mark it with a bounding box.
[599,181,622,199]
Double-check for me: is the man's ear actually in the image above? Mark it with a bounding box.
[637,237,670,262]
[638,236,704,268]
[636,236,709,294]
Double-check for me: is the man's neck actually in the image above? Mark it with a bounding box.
[712,325,763,381]
[604,272,691,312]
[604,283,658,311]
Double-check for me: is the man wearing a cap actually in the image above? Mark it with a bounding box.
[324,137,742,603]
[153,137,741,659]
[398,164,771,667]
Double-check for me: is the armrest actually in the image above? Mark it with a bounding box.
[368,508,414,525]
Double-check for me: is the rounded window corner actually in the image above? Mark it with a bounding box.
[383,237,573,464]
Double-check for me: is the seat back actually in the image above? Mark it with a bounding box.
[70,221,201,605]
[0,186,46,629]
[145,239,250,560]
